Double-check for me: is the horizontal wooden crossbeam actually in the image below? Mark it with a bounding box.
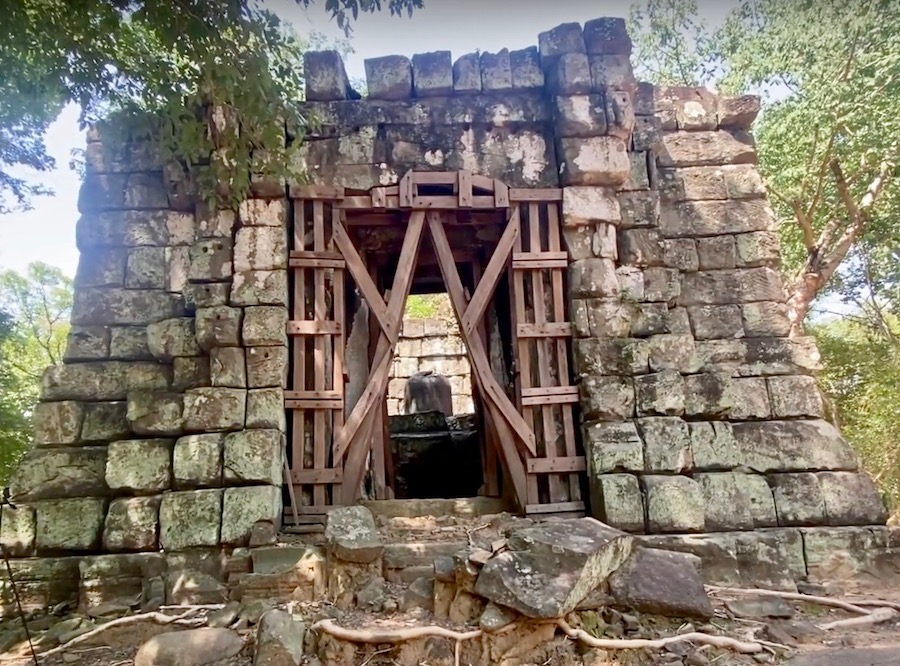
[527,457,587,474]
[286,320,341,335]
[290,468,343,484]
[516,322,573,338]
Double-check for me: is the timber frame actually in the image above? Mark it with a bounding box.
[284,170,586,525]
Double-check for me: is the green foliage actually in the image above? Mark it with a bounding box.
[814,317,900,512]
[0,262,73,481]
[404,293,454,321]
[0,0,422,213]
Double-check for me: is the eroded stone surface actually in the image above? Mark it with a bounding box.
[325,506,383,564]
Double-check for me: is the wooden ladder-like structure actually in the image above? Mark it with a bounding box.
[285,170,585,525]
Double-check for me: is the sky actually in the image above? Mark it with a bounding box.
[0,0,737,279]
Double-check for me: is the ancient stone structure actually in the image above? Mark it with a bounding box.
[0,16,893,616]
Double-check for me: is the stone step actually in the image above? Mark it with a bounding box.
[383,541,467,569]
[362,497,511,519]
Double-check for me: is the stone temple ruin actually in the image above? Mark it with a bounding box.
[0,16,896,627]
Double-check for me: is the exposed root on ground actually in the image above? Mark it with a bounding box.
[311,619,484,643]
[555,619,767,654]
[819,607,897,631]
[38,609,207,658]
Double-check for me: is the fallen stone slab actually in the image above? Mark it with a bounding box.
[133,628,244,666]
[785,648,900,666]
[474,517,634,619]
[726,596,794,619]
[608,547,714,619]
[324,506,382,564]
[255,609,306,666]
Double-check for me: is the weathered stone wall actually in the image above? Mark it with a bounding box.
[0,14,890,616]
[388,318,473,416]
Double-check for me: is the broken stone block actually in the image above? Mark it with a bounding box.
[146,318,201,360]
[590,474,645,533]
[569,257,619,299]
[246,388,286,431]
[479,49,512,91]
[210,347,247,388]
[606,91,636,142]
[579,375,635,421]
[159,489,222,550]
[246,346,288,388]
[237,199,286,227]
[303,51,349,101]
[634,370,684,416]
[559,136,631,186]
[106,438,173,494]
[195,306,242,349]
[563,186,621,227]
[555,95,608,139]
[589,54,635,89]
[618,228,663,267]
[220,486,282,546]
[126,391,183,437]
[452,53,481,94]
[609,548,714,618]
[689,421,740,470]
[644,475,705,533]
[223,429,283,485]
[510,47,543,88]
[538,21,586,61]
[584,17,632,55]
[103,496,161,552]
[733,420,858,474]
[474,518,634,619]
[767,375,824,418]
[617,266,645,301]
[173,357,210,391]
[243,306,288,347]
[35,498,106,552]
[183,387,246,432]
[401,576,435,612]
[166,246,190,293]
[230,270,288,306]
[658,130,757,168]
[742,302,791,337]
[255,609,306,666]
[32,401,84,446]
[9,447,108,501]
[0,505,36,557]
[818,472,888,526]
[548,53,592,94]
[638,417,692,473]
[234,226,287,272]
[174,434,223,489]
[718,95,761,129]
[196,206,236,238]
[365,55,413,100]
[325,506,383,564]
[125,247,166,289]
[584,421,644,473]
[72,287,184,327]
[189,238,232,282]
[65,325,111,361]
[411,51,452,97]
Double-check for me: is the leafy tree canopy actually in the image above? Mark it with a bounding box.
[0,0,422,213]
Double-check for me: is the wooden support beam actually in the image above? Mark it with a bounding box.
[286,320,342,335]
[527,457,587,474]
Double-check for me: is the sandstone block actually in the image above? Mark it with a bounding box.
[164,549,228,603]
[723,165,766,198]
[658,166,727,202]
[642,267,682,304]
[146,318,200,360]
[126,391,183,436]
[589,54,634,89]
[32,401,84,446]
[237,199,286,227]
[646,334,697,373]
[658,130,756,168]
[768,375,824,418]
[247,346,288,388]
[618,191,659,228]
[126,247,166,289]
[696,235,737,270]
[106,438,173,494]
[584,17,632,55]
[579,376,634,421]
[254,609,306,666]
[631,302,668,337]
[197,206,236,237]
[585,300,634,337]
[644,475,705,533]
[736,230,781,267]
[411,51,452,96]
[689,421,740,470]
[549,53,592,94]
[230,270,288,306]
[618,228,663,267]
[584,421,644,473]
[688,304,744,340]
[510,47,544,88]
[818,472,888,526]
[189,238,232,282]
[616,266,644,301]
[195,306,242,349]
[697,472,774,531]
[632,115,661,152]
[742,302,791,337]
[109,327,153,360]
[728,377,771,420]
[538,22,586,60]
[223,429,283,485]
[562,186,621,227]
[185,282,230,309]
[234,226,287,272]
[245,388,286,431]
[183,388,246,432]
[622,151,650,190]
[479,50,512,91]
[134,628,243,666]
[103,496,161,551]
[0,505,36,557]
[326,506,383,564]
[771,473,827,527]
[634,370,684,416]
[609,548,714,619]
[452,53,481,94]
[159,489,222,550]
[220,486,282,546]
[10,447,108,501]
[718,95,761,129]
[575,337,649,376]
[65,325,111,361]
[303,51,349,101]
[210,347,247,388]
[243,306,288,347]
[606,91,636,142]
[365,55,413,100]
[174,434,223,489]
[733,420,858,473]
[166,246,190,293]
[661,200,775,238]
[559,136,631,186]
[74,247,127,288]
[662,238,699,271]
[71,288,183,326]
[638,416,692,472]
[35,498,106,552]
[680,268,782,306]
[555,95,607,138]
[173,357,210,391]
[568,258,619,298]
[590,474,644,532]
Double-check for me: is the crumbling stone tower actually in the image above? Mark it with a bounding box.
[0,17,892,615]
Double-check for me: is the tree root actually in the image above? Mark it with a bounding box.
[707,586,872,615]
[555,619,766,654]
[311,618,483,643]
[820,608,897,631]
[38,609,206,658]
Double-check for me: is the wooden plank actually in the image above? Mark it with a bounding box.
[472,259,500,499]
[286,399,343,409]
[285,390,342,400]
[291,467,344,484]
[334,195,502,210]
[521,386,579,406]
[290,250,343,260]
[509,188,563,202]
[471,174,495,193]
[527,457,587,474]
[332,207,346,498]
[525,501,585,515]
[281,504,335,516]
[286,320,341,335]
[460,212,518,336]
[516,322,573,338]
[412,171,459,185]
[458,170,473,208]
[547,201,581,501]
[371,186,387,208]
[512,251,568,262]
[288,257,345,269]
[494,179,509,208]
[511,258,568,270]
[411,195,495,209]
[312,201,328,507]
[399,171,414,207]
[290,185,345,200]
[290,202,307,481]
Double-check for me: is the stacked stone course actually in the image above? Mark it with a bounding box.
[0,16,892,615]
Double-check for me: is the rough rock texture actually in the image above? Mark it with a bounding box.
[133,627,244,666]
[325,506,383,564]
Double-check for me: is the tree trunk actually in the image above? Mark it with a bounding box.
[785,272,824,337]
